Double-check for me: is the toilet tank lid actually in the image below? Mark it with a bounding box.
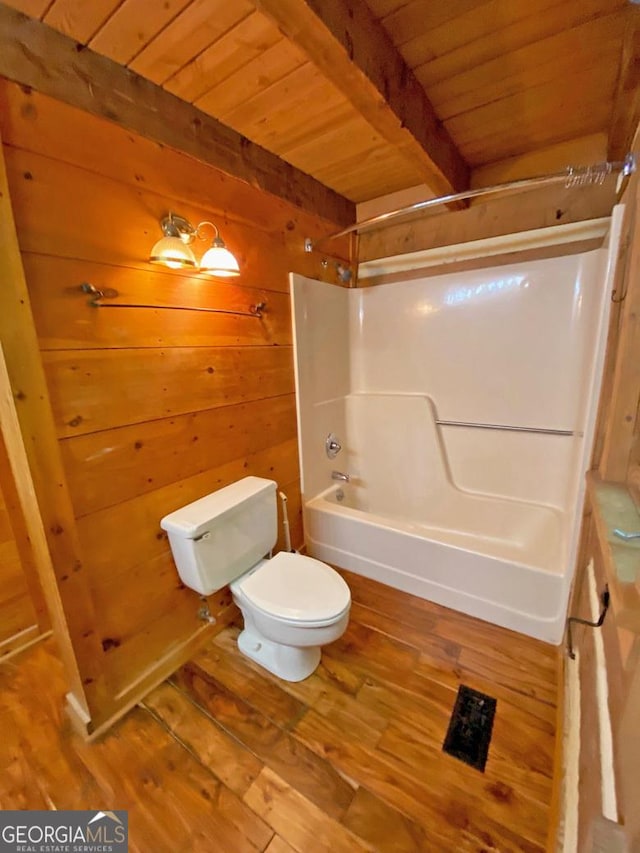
[160,477,277,539]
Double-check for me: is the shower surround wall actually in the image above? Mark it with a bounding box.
[292,241,617,643]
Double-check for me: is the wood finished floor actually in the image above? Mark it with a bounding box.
[0,569,559,852]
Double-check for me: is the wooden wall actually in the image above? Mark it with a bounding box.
[0,78,347,734]
[557,148,640,851]
[358,180,618,264]
[0,348,50,660]
[0,478,39,653]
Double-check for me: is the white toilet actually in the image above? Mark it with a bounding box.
[160,476,351,682]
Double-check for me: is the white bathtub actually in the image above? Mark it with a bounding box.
[305,481,567,643]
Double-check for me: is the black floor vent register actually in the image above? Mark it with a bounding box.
[442,685,497,772]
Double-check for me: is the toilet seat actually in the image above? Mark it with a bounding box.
[235,552,350,624]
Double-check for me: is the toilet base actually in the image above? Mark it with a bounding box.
[236,627,321,682]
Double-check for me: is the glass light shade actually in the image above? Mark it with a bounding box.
[199,243,240,277]
[149,235,197,269]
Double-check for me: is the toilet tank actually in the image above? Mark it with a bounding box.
[160,477,277,595]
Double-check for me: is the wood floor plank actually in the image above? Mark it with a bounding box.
[173,661,357,820]
[349,600,461,665]
[0,650,107,810]
[80,709,273,852]
[434,611,558,674]
[215,621,368,700]
[413,653,557,729]
[209,626,386,746]
[0,569,557,852]
[341,567,557,674]
[194,643,307,729]
[339,567,442,617]
[243,767,373,853]
[295,708,545,853]
[387,665,555,804]
[457,645,557,707]
[377,721,550,842]
[264,836,298,853]
[342,787,437,853]
[356,675,459,744]
[141,681,263,796]
[213,625,337,705]
[322,620,422,689]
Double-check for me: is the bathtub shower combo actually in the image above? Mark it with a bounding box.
[291,215,624,644]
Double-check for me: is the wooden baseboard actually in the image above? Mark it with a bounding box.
[67,603,239,740]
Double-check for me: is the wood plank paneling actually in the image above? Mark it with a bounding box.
[195,39,307,121]
[130,0,255,86]
[4,147,295,291]
[471,133,608,188]
[1,0,50,14]
[429,13,625,123]
[0,77,342,734]
[409,0,621,86]
[76,439,300,587]
[0,83,350,257]
[61,395,297,517]
[379,0,481,47]
[0,6,354,225]
[175,14,289,104]
[0,482,38,650]
[442,63,618,167]
[1,0,629,201]
[44,346,294,437]
[43,0,123,43]
[25,257,292,351]
[608,4,640,160]
[88,0,194,66]
[359,180,617,263]
[252,0,469,198]
[0,127,107,718]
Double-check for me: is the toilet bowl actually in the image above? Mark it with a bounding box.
[160,476,351,682]
[230,551,350,681]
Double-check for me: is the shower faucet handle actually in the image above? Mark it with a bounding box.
[325,433,342,459]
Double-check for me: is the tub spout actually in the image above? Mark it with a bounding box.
[331,470,350,482]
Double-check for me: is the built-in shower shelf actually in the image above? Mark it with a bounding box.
[587,473,640,633]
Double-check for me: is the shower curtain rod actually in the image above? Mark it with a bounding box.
[305,154,636,250]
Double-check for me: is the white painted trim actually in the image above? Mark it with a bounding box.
[587,559,618,822]
[357,217,611,279]
[563,651,582,853]
[66,690,91,727]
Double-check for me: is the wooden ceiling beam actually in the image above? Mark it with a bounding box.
[0,4,354,227]
[608,5,640,161]
[252,0,469,199]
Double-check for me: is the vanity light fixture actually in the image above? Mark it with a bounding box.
[149,213,240,277]
[198,222,241,277]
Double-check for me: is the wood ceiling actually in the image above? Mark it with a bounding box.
[2,0,637,205]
